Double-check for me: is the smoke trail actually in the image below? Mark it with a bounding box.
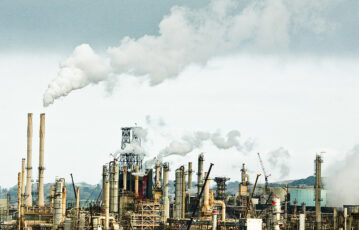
[326,145,359,206]
[144,130,254,168]
[43,0,334,106]
[267,147,290,179]
[43,44,110,106]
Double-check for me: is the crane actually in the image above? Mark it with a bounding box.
[257,152,270,192]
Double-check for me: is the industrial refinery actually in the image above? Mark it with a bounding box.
[0,113,358,230]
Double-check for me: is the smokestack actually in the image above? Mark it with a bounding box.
[181,166,186,218]
[104,181,110,230]
[134,165,139,197]
[21,159,25,205]
[197,153,204,195]
[315,154,323,230]
[17,172,21,230]
[76,187,80,229]
[123,166,127,190]
[175,167,182,219]
[102,165,108,207]
[333,208,337,230]
[163,163,170,221]
[38,113,45,207]
[113,163,119,213]
[188,162,192,190]
[155,160,161,188]
[25,113,33,207]
[109,162,114,212]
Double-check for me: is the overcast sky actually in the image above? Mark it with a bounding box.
[1,0,359,189]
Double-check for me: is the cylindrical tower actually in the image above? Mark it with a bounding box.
[25,113,33,207]
[38,113,45,207]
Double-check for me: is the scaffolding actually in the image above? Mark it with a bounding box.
[130,202,161,230]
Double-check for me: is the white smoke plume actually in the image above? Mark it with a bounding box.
[267,147,290,179]
[43,44,110,106]
[43,0,335,106]
[144,130,254,168]
[326,145,359,207]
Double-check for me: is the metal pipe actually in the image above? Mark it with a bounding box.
[25,113,33,207]
[213,200,226,222]
[123,166,127,190]
[38,113,45,207]
[163,163,170,221]
[188,162,192,190]
[17,172,21,230]
[104,181,110,230]
[134,165,139,197]
[212,212,217,230]
[202,172,210,213]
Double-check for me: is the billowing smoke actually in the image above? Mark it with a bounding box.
[144,130,254,168]
[43,44,110,106]
[267,147,290,179]
[43,0,334,106]
[326,145,359,207]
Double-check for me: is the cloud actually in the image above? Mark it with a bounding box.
[42,0,338,106]
[267,147,291,179]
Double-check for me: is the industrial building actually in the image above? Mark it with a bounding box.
[1,113,359,230]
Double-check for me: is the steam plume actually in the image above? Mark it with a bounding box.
[326,145,359,206]
[43,0,333,106]
[144,130,254,168]
[267,147,290,179]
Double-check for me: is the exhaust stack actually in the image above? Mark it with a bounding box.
[315,154,323,230]
[25,113,33,207]
[188,162,192,190]
[163,163,170,221]
[38,113,45,207]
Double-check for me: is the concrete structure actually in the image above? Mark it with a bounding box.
[38,113,45,207]
[25,113,33,207]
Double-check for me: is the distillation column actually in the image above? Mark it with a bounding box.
[163,163,170,221]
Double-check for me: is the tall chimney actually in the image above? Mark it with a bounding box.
[181,166,186,218]
[197,154,204,195]
[62,186,67,219]
[102,165,108,208]
[21,159,25,205]
[188,162,192,190]
[123,166,127,190]
[110,162,119,213]
[155,160,161,188]
[38,113,45,207]
[76,186,80,229]
[25,113,33,207]
[163,163,170,221]
[17,172,22,230]
[202,172,210,212]
[315,154,323,230]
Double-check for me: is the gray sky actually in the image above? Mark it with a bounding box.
[1,0,359,188]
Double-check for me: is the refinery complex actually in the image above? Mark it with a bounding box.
[0,113,358,230]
